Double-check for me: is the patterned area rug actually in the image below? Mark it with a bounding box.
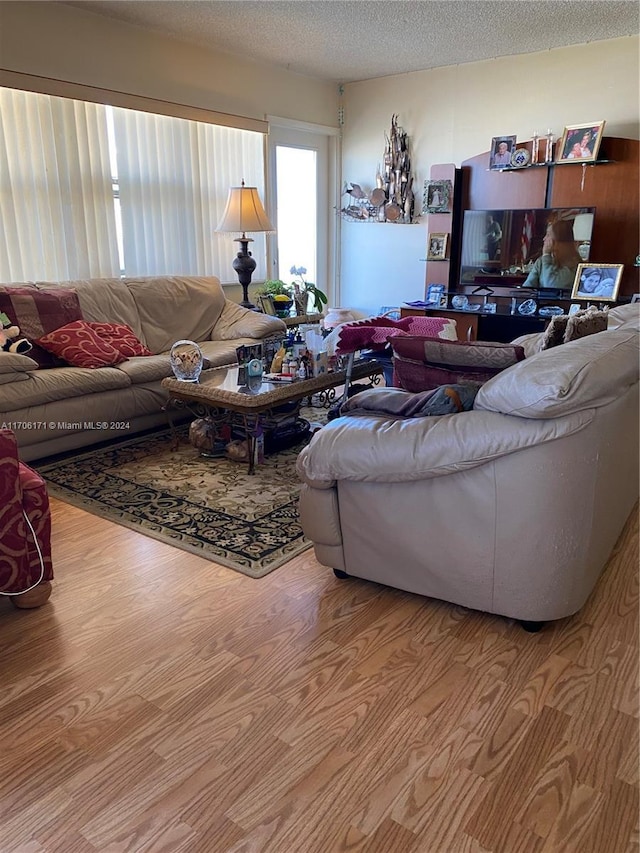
[35,420,322,578]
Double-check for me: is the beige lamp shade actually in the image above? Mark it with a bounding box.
[216,181,275,236]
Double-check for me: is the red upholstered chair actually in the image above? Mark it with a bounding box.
[0,430,53,608]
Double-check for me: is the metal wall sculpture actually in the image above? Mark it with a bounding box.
[340,115,415,224]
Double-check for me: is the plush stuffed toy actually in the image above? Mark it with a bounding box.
[0,316,32,355]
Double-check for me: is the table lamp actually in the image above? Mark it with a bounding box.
[216,181,275,309]
[573,213,594,261]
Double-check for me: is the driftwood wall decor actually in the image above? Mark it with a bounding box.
[340,115,415,224]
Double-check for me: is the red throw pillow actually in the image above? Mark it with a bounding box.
[88,322,152,357]
[0,287,84,368]
[35,321,127,369]
[390,336,525,392]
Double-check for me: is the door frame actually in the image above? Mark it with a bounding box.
[266,115,342,306]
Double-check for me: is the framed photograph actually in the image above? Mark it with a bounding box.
[556,121,606,164]
[568,303,582,316]
[489,135,517,170]
[427,232,449,260]
[258,294,276,315]
[425,284,446,306]
[571,263,623,302]
[422,180,452,214]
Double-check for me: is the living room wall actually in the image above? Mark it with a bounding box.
[0,1,339,302]
[0,2,338,127]
[340,36,640,315]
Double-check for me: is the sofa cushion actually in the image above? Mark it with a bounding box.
[49,278,145,342]
[0,352,39,375]
[0,287,84,368]
[36,321,127,369]
[0,372,30,386]
[0,365,131,410]
[125,276,226,354]
[88,322,152,357]
[390,336,525,392]
[475,328,639,418]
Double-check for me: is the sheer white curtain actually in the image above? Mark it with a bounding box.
[112,108,267,280]
[0,88,119,281]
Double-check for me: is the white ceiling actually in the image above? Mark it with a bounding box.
[63,1,639,84]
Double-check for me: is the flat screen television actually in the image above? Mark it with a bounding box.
[459,207,596,293]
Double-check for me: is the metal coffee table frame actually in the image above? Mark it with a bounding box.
[161,354,383,473]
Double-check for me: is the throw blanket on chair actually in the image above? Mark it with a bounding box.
[335,315,456,355]
[340,383,482,418]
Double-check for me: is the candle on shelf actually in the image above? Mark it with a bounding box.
[545,129,554,163]
[531,131,539,165]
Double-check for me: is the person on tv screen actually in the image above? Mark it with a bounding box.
[522,220,582,290]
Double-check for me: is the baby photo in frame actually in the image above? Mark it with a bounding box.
[557,121,605,164]
[427,232,449,261]
[571,263,623,302]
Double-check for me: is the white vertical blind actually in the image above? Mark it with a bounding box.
[0,87,268,282]
[112,108,267,279]
[0,88,119,280]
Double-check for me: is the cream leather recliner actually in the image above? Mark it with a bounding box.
[297,305,639,629]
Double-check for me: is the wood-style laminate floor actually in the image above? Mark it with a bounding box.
[1,498,638,853]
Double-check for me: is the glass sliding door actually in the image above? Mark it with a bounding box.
[267,118,340,307]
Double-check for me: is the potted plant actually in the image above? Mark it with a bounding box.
[289,266,328,315]
[257,279,293,317]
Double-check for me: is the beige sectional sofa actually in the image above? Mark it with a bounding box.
[0,276,285,461]
[297,304,639,628]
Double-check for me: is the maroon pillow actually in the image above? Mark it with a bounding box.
[0,287,83,368]
[35,321,126,369]
[88,322,152,357]
[390,336,526,392]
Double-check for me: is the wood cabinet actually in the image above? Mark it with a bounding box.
[459,138,639,297]
[400,306,545,343]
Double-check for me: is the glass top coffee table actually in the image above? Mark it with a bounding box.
[161,357,383,473]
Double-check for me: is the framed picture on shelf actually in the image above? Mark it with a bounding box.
[556,121,606,164]
[258,295,276,315]
[427,232,449,260]
[489,135,516,170]
[571,263,623,302]
[425,284,446,307]
[422,180,452,214]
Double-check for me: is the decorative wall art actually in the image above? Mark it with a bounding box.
[427,232,449,260]
[489,135,517,170]
[422,180,452,214]
[571,263,622,302]
[557,121,606,164]
[339,114,415,223]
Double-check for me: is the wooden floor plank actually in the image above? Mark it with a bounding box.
[0,496,637,852]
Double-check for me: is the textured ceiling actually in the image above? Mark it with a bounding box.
[63,1,639,84]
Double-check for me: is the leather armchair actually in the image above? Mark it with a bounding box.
[0,429,53,608]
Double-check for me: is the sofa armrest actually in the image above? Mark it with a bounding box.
[296,407,593,486]
[211,300,287,341]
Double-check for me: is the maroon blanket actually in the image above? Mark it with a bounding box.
[335,315,453,355]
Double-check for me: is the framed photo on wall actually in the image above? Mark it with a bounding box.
[557,121,606,164]
[571,263,623,302]
[489,135,516,170]
[422,180,452,214]
[427,232,449,260]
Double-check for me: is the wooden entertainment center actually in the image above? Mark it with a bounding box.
[414,137,639,341]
